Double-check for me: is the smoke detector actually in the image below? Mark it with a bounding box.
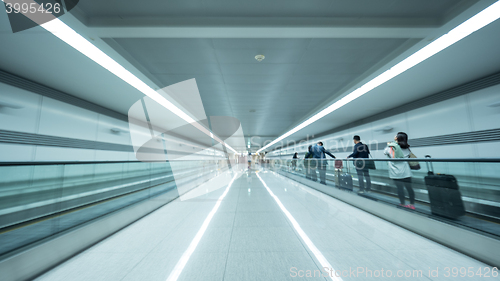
[255,55,265,62]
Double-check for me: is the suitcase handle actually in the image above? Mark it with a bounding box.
[425,155,434,175]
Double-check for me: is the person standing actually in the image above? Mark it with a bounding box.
[311,141,336,185]
[384,132,415,209]
[347,135,372,194]
[304,145,317,181]
[292,152,298,170]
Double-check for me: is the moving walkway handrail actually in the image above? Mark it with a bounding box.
[288,158,500,162]
[0,159,224,166]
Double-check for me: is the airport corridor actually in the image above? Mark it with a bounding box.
[35,167,493,281]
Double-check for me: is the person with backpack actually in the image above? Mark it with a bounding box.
[304,145,317,181]
[347,135,372,194]
[384,132,415,209]
[310,141,336,185]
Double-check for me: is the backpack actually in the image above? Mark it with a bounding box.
[304,152,317,168]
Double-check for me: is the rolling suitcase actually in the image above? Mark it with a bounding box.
[338,160,353,191]
[334,160,343,186]
[424,155,465,219]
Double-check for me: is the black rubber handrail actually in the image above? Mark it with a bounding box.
[271,158,500,163]
[0,160,224,166]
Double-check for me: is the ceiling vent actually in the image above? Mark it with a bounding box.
[376,126,394,133]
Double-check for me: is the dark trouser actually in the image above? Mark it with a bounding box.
[307,167,317,181]
[318,166,327,184]
[394,177,415,205]
[356,169,371,192]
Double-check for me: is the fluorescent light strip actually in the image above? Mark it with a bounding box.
[257,0,500,153]
[166,171,239,281]
[33,17,237,153]
[256,173,343,281]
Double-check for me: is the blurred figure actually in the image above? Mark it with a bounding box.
[292,152,298,170]
[384,132,415,209]
[311,141,336,185]
[347,135,372,194]
[304,145,317,181]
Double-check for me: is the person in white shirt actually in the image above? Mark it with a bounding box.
[384,132,415,209]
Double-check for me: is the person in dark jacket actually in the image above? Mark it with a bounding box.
[291,152,298,170]
[304,145,317,181]
[311,142,336,185]
[347,135,372,193]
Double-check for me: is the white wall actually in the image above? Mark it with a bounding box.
[268,83,500,160]
[0,82,226,162]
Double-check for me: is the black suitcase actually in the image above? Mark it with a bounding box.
[338,160,353,191]
[339,174,353,191]
[424,155,465,219]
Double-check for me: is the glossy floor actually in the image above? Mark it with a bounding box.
[36,167,496,281]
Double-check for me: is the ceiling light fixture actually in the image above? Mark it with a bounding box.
[255,54,265,62]
[257,1,500,153]
[32,14,237,153]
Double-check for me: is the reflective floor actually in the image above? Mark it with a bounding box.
[36,166,495,281]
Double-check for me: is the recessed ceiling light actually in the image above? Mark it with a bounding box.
[255,55,265,62]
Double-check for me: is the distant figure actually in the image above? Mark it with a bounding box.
[292,152,298,170]
[311,141,336,185]
[347,135,372,194]
[304,145,317,181]
[248,153,252,169]
[384,132,415,209]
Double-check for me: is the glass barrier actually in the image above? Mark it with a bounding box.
[0,160,228,260]
[266,157,500,238]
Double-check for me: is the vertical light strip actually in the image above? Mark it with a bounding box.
[256,173,343,281]
[165,172,239,281]
[257,0,500,153]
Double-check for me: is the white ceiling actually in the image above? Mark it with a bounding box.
[0,0,498,152]
[103,37,412,137]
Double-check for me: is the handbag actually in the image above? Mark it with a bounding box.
[354,158,376,170]
[408,149,421,170]
[353,149,376,170]
[366,153,376,170]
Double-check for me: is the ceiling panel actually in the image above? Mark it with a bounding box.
[220,64,297,75]
[148,63,222,75]
[215,49,306,64]
[284,83,343,91]
[106,37,415,138]
[223,75,290,84]
[213,39,311,49]
[299,49,368,64]
[155,74,224,86]
[328,0,461,18]
[292,63,367,75]
[79,0,463,19]
[287,74,352,84]
[307,38,408,50]
[225,83,285,91]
